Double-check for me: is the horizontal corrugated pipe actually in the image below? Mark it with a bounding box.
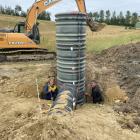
[48,89,76,115]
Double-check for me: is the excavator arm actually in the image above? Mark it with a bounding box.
[25,0,104,34]
[26,0,88,33]
[23,0,105,44]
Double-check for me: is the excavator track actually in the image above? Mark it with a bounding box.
[0,48,56,62]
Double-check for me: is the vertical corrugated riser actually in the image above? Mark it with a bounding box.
[55,12,86,104]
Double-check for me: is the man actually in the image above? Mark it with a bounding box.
[42,78,58,101]
[90,81,104,104]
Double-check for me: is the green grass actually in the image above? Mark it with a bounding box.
[86,25,140,52]
[87,33,140,52]
[1,14,140,53]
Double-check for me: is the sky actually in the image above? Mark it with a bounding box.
[0,0,140,19]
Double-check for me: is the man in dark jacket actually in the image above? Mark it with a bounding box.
[90,81,104,104]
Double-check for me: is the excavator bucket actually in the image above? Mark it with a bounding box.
[86,16,106,32]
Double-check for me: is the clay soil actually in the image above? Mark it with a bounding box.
[87,42,140,132]
[0,43,140,140]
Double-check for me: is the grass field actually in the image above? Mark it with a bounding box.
[0,14,140,52]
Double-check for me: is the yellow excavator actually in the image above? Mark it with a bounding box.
[0,0,104,62]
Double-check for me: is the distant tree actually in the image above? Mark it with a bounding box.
[5,6,12,15]
[93,12,99,21]
[15,5,22,16]
[38,11,51,21]
[0,5,5,14]
[119,11,125,25]
[0,5,15,15]
[88,12,93,18]
[20,11,27,17]
[45,12,51,20]
[116,15,121,25]
[99,10,104,22]
[105,10,111,24]
[125,10,131,26]
[11,9,15,16]
[131,12,138,27]
[110,11,117,25]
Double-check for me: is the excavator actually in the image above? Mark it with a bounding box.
[0,0,104,62]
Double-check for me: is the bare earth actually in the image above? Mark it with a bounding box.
[0,57,140,139]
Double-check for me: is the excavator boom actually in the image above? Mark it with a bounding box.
[25,0,104,33]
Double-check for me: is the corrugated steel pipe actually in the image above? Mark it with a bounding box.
[48,12,87,115]
[55,12,86,105]
[48,89,76,115]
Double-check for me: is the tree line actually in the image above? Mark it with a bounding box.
[0,5,139,26]
[88,10,139,27]
[0,5,51,20]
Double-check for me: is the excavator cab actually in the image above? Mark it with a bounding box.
[0,22,25,33]
[13,22,40,44]
[13,22,25,33]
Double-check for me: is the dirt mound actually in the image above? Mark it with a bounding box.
[8,116,83,140]
[127,88,140,112]
[105,85,127,103]
[93,42,140,108]
[0,100,84,140]
[16,81,46,98]
[1,61,140,139]
[88,42,140,131]
[95,42,140,97]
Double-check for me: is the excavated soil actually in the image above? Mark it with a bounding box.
[0,42,140,139]
[96,42,139,110]
[87,42,140,131]
[94,42,140,98]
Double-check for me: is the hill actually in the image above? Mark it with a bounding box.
[0,14,140,52]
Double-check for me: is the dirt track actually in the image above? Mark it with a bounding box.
[0,46,140,140]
